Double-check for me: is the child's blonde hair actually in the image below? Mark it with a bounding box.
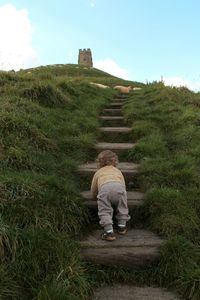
[96,150,118,168]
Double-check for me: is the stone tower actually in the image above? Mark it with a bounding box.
[78,48,93,67]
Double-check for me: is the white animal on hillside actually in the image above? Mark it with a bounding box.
[113,85,132,94]
[90,82,109,89]
[132,87,142,90]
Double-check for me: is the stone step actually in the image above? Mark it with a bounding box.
[80,191,144,209]
[114,98,128,101]
[80,229,165,266]
[99,127,132,133]
[113,98,127,102]
[99,116,124,121]
[103,108,122,116]
[92,285,181,300]
[115,94,129,99]
[108,102,124,107]
[99,116,125,126]
[94,142,135,152]
[78,162,139,179]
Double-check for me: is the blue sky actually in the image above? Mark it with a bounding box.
[0,0,200,90]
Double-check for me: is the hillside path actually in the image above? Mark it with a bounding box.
[78,93,182,299]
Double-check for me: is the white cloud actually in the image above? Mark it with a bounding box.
[0,4,38,71]
[163,76,200,92]
[94,58,130,80]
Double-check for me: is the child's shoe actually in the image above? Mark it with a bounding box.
[117,225,127,235]
[101,231,116,241]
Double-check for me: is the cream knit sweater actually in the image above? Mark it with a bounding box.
[91,165,125,199]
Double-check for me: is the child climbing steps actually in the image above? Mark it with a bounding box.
[90,150,131,241]
[79,93,164,267]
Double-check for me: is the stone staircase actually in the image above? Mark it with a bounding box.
[93,285,181,300]
[78,94,181,299]
[81,229,163,266]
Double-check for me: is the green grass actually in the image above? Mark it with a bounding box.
[1,65,200,299]
[123,82,200,299]
[0,64,123,299]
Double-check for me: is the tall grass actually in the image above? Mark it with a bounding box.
[0,66,117,299]
[123,82,200,299]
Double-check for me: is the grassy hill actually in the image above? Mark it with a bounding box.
[123,83,200,299]
[0,64,141,299]
[0,64,200,299]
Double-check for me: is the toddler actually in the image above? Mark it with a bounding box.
[91,150,130,241]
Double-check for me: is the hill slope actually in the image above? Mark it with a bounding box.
[0,64,140,299]
[0,64,200,299]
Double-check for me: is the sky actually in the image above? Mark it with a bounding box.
[1,0,200,91]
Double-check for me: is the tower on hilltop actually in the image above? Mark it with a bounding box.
[78,48,93,67]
